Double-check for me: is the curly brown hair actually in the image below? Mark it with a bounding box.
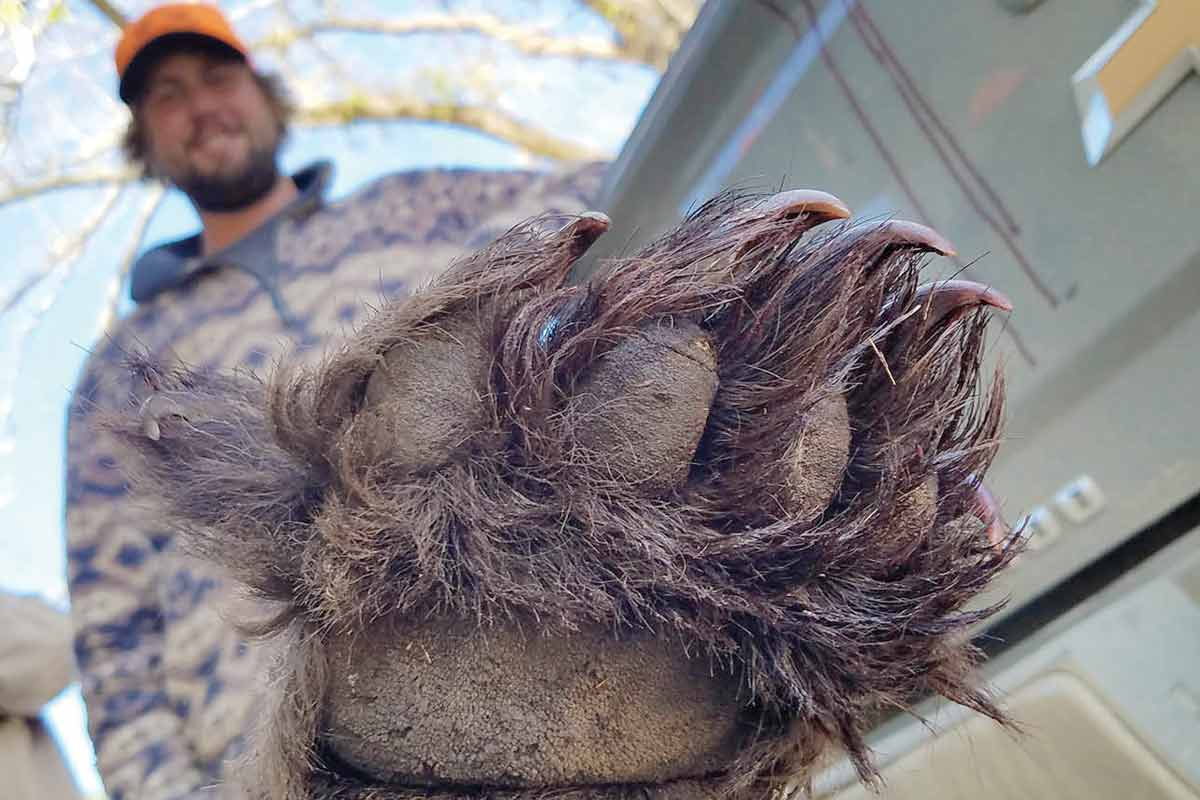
[122,68,294,179]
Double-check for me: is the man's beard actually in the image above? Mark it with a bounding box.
[172,136,282,213]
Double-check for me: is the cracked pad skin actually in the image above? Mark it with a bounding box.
[324,618,745,789]
[104,189,1020,799]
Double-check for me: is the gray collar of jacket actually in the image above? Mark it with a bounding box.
[128,160,333,305]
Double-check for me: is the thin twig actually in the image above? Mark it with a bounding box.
[96,184,167,335]
[277,14,628,64]
[86,0,128,27]
[297,94,605,162]
[0,166,138,207]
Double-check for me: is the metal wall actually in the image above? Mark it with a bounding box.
[590,0,1200,632]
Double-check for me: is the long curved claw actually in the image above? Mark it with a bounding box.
[916,279,1013,328]
[843,219,957,258]
[969,479,1007,551]
[138,394,191,441]
[557,212,611,260]
[754,189,852,223]
[729,190,851,259]
[727,189,851,236]
[874,219,957,256]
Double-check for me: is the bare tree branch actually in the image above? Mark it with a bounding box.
[297,94,606,163]
[266,13,628,64]
[0,182,123,316]
[654,0,698,29]
[96,183,164,334]
[582,0,699,71]
[0,183,123,470]
[86,0,126,27]
[0,165,137,207]
[1,2,62,158]
[3,267,50,315]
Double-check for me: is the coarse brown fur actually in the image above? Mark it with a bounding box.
[101,190,1020,799]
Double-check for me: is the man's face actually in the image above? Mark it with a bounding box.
[139,48,282,211]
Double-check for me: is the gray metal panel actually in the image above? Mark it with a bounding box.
[593,0,1200,629]
[813,524,1200,796]
[577,0,808,273]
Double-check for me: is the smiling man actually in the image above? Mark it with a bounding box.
[64,5,604,799]
[115,4,299,258]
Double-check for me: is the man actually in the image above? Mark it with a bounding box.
[63,4,604,798]
[0,590,82,800]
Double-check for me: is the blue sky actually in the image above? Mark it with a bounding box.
[0,2,663,793]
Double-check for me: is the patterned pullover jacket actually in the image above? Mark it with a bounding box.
[64,161,604,800]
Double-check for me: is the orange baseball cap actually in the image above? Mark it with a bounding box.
[115,3,250,103]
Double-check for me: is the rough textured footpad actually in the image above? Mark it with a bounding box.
[308,772,727,799]
[323,618,744,788]
[104,188,1021,799]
